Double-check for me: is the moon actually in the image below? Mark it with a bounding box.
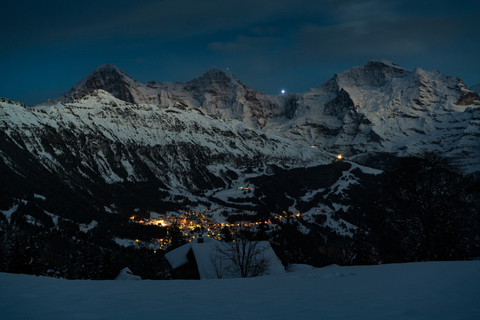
[281,90,285,94]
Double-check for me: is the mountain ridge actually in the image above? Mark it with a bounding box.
[3,90,333,193]
[28,60,480,174]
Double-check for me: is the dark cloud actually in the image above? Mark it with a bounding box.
[3,1,299,43]
[208,35,281,55]
[293,16,458,62]
[1,0,479,105]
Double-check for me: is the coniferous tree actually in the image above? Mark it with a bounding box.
[348,227,379,265]
[384,152,471,261]
[8,236,32,274]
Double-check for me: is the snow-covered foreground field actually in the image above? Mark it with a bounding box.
[1,261,479,320]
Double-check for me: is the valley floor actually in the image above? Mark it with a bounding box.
[1,261,479,320]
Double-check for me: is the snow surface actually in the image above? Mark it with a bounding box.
[1,261,478,320]
[79,220,98,232]
[115,267,141,281]
[0,205,18,222]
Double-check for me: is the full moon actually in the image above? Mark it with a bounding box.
[281,90,285,94]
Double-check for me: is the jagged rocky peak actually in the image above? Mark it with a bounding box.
[0,97,26,108]
[407,68,480,106]
[186,67,239,90]
[335,59,410,88]
[71,63,139,103]
[36,63,142,106]
[83,63,133,84]
[456,85,480,106]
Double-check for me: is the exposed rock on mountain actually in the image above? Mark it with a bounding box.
[38,65,286,128]
[39,64,145,105]
[183,67,282,127]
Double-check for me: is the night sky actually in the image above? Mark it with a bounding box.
[2,0,479,106]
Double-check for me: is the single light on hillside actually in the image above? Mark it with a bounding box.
[337,154,343,160]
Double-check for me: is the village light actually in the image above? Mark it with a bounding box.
[337,154,343,160]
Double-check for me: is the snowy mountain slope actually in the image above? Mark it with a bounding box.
[2,91,332,194]
[1,261,479,320]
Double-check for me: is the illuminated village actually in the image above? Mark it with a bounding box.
[127,205,336,250]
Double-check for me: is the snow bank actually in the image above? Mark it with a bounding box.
[0,261,479,320]
[115,267,141,280]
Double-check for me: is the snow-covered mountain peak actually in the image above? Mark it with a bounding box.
[186,67,240,90]
[334,60,410,89]
[35,64,144,107]
[203,67,236,80]
[91,63,124,73]
[71,64,141,102]
[79,64,137,88]
[375,59,406,70]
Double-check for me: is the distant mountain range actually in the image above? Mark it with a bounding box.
[35,59,480,174]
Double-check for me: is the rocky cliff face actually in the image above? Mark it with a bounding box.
[38,64,146,105]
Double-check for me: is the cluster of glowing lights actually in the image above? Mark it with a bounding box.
[130,206,329,250]
[237,186,254,191]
